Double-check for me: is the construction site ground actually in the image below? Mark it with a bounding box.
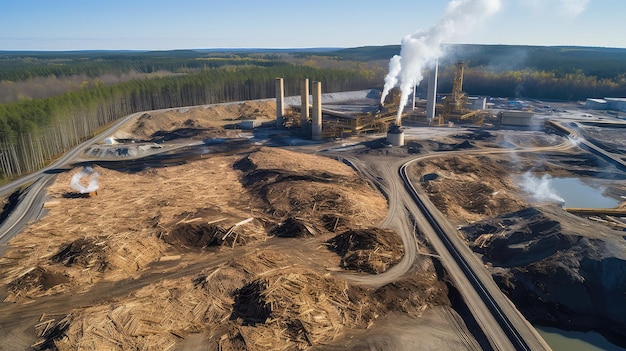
[1,98,626,350]
[0,101,468,351]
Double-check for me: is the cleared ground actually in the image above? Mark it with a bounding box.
[2,97,626,350]
[0,102,464,351]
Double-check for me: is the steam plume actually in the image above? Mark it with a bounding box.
[381,0,502,123]
[520,171,564,203]
[380,55,402,106]
[71,166,100,194]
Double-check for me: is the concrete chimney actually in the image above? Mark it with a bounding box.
[312,81,322,141]
[275,78,285,128]
[300,78,310,128]
[426,61,438,120]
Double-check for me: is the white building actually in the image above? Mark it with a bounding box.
[605,98,626,112]
[585,98,608,110]
[586,97,626,112]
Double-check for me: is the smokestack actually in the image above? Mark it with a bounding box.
[426,61,438,119]
[275,78,284,128]
[312,81,322,141]
[300,78,310,128]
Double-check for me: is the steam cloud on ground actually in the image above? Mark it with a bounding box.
[70,166,100,194]
[520,171,565,204]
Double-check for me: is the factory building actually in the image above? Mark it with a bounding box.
[585,97,626,112]
[500,110,534,126]
[585,98,608,110]
[469,96,487,110]
[606,98,626,112]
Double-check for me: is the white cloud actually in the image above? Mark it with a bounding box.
[559,0,590,17]
[519,0,590,17]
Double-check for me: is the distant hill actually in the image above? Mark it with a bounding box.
[3,44,626,79]
[323,44,626,79]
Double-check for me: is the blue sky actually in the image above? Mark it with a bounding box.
[0,0,624,50]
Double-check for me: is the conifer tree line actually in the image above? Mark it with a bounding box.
[0,65,379,181]
[433,68,626,101]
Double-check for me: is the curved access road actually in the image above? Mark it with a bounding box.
[547,120,626,171]
[326,139,573,289]
[0,111,150,247]
[399,158,551,351]
[327,141,575,350]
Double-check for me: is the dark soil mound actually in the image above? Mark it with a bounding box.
[150,127,211,143]
[233,155,257,173]
[461,206,626,341]
[321,214,348,232]
[327,228,403,274]
[231,280,271,326]
[271,217,313,238]
[8,267,69,294]
[455,130,494,141]
[460,207,573,267]
[164,222,228,250]
[435,140,474,151]
[51,238,108,272]
[405,141,424,154]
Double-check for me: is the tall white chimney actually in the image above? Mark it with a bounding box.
[426,61,438,120]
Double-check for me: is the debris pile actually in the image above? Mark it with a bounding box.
[51,237,109,272]
[270,217,315,238]
[236,148,386,231]
[327,228,404,274]
[0,143,450,350]
[6,266,69,301]
[412,155,525,223]
[163,222,228,249]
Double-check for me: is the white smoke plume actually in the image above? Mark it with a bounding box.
[381,0,502,123]
[520,171,564,203]
[380,55,402,106]
[71,166,100,194]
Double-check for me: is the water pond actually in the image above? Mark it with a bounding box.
[536,326,626,351]
[550,177,619,208]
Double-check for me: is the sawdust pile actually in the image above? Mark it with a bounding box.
[237,148,387,230]
[411,155,526,223]
[34,248,447,351]
[0,153,266,301]
[115,101,276,140]
[0,143,448,351]
[327,228,404,274]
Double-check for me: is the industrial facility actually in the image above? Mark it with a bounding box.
[272,62,544,145]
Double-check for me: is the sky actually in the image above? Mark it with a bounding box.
[1,0,625,51]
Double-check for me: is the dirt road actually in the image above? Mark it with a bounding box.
[325,140,575,351]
